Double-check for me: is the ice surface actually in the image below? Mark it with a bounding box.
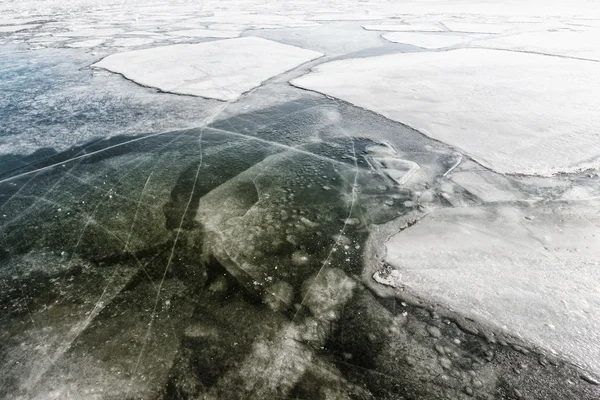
[292,48,600,175]
[93,37,323,101]
[476,28,600,61]
[2,1,600,398]
[55,27,124,37]
[0,24,40,33]
[167,28,240,38]
[64,38,105,48]
[443,21,514,33]
[363,23,446,32]
[382,32,467,48]
[110,37,155,47]
[384,201,600,373]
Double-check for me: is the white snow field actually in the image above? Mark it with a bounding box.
[383,200,600,373]
[381,32,467,48]
[291,48,600,175]
[93,37,323,101]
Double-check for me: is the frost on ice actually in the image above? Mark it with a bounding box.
[291,48,600,175]
[93,37,323,101]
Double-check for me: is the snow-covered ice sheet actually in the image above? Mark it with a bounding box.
[382,32,467,48]
[93,37,323,101]
[363,23,446,32]
[383,201,600,374]
[475,28,600,61]
[443,21,514,33]
[167,28,240,38]
[65,38,105,48]
[110,37,155,47]
[291,48,600,175]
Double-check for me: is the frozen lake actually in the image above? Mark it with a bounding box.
[1,1,599,399]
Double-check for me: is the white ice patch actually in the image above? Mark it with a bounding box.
[291,48,600,175]
[93,37,323,101]
[363,23,446,32]
[167,28,240,38]
[382,32,466,49]
[475,28,600,61]
[384,201,600,374]
[443,21,514,33]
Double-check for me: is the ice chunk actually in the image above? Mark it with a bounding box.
[363,23,446,32]
[384,201,600,374]
[291,49,600,175]
[451,171,518,202]
[382,32,466,49]
[93,37,323,101]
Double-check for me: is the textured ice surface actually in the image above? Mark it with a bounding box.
[93,37,323,101]
[292,48,600,175]
[382,32,467,48]
[2,1,600,399]
[384,201,600,374]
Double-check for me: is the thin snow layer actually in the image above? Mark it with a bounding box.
[93,37,323,101]
[384,201,600,374]
[291,48,600,175]
[382,32,466,49]
[362,23,446,32]
[476,28,600,61]
[443,21,514,33]
[167,28,240,38]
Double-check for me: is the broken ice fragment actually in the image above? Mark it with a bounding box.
[372,265,402,288]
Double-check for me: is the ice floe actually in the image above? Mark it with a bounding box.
[383,200,600,374]
[167,28,240,38]
[363,23,446,32]
[443,21,514,33]
[475,28,600,61]
[93,37,322,101]
[292,48,600,175]
[382,32,467,48]
[65,38,105,48]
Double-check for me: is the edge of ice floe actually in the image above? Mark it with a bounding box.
[289,49,600,177]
